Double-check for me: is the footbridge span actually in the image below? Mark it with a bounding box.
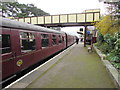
[14,9,100,27]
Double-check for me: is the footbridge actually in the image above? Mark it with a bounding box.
[14,9,100,27]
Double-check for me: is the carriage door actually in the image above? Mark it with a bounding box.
[10,29,23,73]
[1,28,15,80]
[12,30,35,73]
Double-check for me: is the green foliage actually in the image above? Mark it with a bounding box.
[96,31,120,70]
[99,42,110,54]
[0,2,50,18]
[97,33,104,43]
[96,33,113,54]
[111,62,120,70]
[107,53,120,62]
[104,34,116,50]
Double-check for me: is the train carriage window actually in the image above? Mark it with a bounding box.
[62,36,64,42]
[58,35,62,43]
[52,35,56,45]
[20,32,35,53]
[41,34,49,48]
[0,34,11,54]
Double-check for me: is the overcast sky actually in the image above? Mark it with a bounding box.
[17,0,105,36]
[17,0,105,15]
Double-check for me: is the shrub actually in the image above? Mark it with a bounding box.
[97,33,104,44]
[96,31,120,70]
[114,39,120,52]
[99,42,110,54]
[104,34,116,50]
[107,53,120,62]
[111,62,120,70]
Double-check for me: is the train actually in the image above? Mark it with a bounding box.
[0,17,76,81]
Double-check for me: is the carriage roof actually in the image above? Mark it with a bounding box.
[0,17,65,34]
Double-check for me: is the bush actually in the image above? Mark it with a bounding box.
[107,53,120,62]
[115,39,120,52]
[104,34,116,50]
[97,33,104,44]
[111,62,120,70]
[99,42,110,54]
[96,31,120,70]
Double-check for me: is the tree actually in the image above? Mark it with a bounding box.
[104,1,120,18]
[0,2,50,18]
[95,15,119,35]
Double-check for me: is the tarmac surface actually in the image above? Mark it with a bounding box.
[25,43,116,88]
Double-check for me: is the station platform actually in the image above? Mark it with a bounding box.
[7,43,117,88]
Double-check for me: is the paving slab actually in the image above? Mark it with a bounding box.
[26,43,117,88]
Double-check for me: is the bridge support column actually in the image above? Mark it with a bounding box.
[84,25,87,47]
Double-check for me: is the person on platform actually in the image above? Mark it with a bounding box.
[76,37,79,44]
[81,37,83,42]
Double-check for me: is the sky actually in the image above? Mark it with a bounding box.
[17,0,105,15]
[17,0,105,37]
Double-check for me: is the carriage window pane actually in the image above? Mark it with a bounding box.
[20,32,28,38]
[41,34,49,48]
[62,36,64,41]
[41,34,48,38]
[20,32,35,53]
[58,35,62,43]
[52,35,56,45]
[1,34,11,54]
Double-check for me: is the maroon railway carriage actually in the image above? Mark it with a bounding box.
[66,33,76,47]
[0,17,75,81]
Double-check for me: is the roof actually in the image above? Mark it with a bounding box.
[0,17,65,34]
